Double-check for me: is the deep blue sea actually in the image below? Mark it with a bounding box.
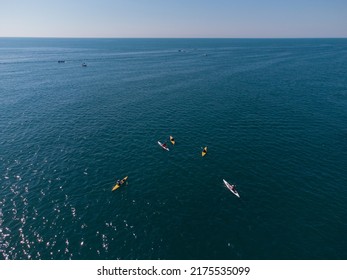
[0,38,346,260]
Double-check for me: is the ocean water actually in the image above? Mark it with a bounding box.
[0,38,346,260]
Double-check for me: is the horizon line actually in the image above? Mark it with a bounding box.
[1,36,347,40]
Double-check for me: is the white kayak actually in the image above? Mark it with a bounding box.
[158,141,169,151]
[223,179,240,198]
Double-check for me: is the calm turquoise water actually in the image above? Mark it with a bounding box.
[0,38,347,260]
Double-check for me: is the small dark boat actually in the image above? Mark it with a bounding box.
[82,63,87,67]
[58,60,65,63]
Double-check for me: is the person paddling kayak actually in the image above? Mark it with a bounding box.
[202,146,208,156]
[158,141,169,151]
[112,176,129,191]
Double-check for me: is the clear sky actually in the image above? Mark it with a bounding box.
[0,0,346,38]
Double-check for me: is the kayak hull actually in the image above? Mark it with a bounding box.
[112,176,128,191]
[158,141,169,151]
[223,179,240,198]
[170,136,175,145]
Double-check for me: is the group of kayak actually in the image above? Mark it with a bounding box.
[113,135,240,198]
[159,136,208,157]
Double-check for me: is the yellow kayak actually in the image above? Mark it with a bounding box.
[170,135,175,145]
[112,176,128,191]
[202,146,208,157]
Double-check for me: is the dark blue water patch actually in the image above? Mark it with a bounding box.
[1,38,347,260]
